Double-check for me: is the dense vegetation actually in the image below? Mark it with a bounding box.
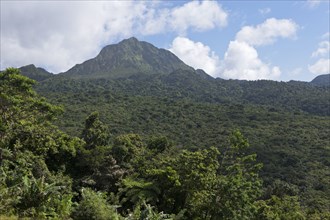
[1,68,329,219]
[34,66,330,211]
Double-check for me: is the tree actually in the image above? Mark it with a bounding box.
[209,130,263,220]
[72,188,121,220]
[255,195,306,220]
[74,113,126,192]
[112,134,144,165]
[147,135,172,153]
[0,68,76,218]
[81,111,110,149]
[118,131,263,219]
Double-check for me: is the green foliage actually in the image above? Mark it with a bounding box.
[119,177,161,206]
[117,132,263,219]
[71,111,127,193]
[72,188,121,220]
[147,136,172,153]
[16,175,73,218]
[19,64,53,82]
[173,147,220,218]
[1,68,329,218]
[0,68,75,218]
[255,196,306,220]
[75,144,126,193]
[126,201,179,220]
[0,68,76,162]
[40,76,329,213]
[263,179,299,199]
[207,131,263,220]
[112,134,144,165]
[81,111,110,149]
[0,151,73,219]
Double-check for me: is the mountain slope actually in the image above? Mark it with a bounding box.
[63,37,194,78]
[39,67,330,116]
[310,73,330,86]
[19,64,53,81]
[35,74,330,212]
[12,37,330,213]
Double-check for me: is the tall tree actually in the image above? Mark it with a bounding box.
[0,68,76,218]
[210,130,263,219]
[81,111,110,149]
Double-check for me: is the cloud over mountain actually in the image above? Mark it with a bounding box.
[309,32,330,75]
[169,37,220,77]
[220,18,298,80]
[0,1,227,73]
[169,18,298,80]
[220,41,281,80]
[309,58,330,75]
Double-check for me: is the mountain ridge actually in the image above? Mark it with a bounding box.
[6,37,329,213]
[13,37,329,117]
[11,37,329,84]
[61,37,195,79]
[19,64,53,81]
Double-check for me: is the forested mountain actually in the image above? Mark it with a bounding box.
[310,74,330,87]
[19,64,53,82]
[34,73,330,213]
[1,37,330,219]
[62,37,193,79]
[37,68,330,116]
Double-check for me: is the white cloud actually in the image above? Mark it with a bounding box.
[0,1,227,73]
[259,8,271,15]
[219,18,298,80]
[311,32,330,59]
[312,41,330,57]
[308,58,330,74]
[169,37,220,77]
[220,41,281,80]
[309,32,330,75]
[140,1,228,35]
[306,0,321,9]
[169,1,227,34]
[1,1,147,72]
[141,7,170,35]
[235,18,298,46]
[169,18,298,80]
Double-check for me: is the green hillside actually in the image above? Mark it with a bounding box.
[19,64,53,82]
[34,38,330,214]
[35,73,330,212]
[62,37,193,79]
[310,74,330,87]
[1,37,329,218]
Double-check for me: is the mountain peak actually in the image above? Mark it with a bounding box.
[63,37,194,78]
[121,37,139,43]
[19,64,52,81]
[24,64,37,68]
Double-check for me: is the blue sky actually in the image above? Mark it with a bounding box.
[1,1,329,81]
